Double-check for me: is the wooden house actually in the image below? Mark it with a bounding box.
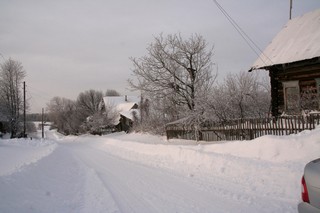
[249,9,320,116]
[102,95,140,132]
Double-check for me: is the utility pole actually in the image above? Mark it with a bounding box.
[42,108,44,139]
[289,0,293,20]
[23,81,26,138]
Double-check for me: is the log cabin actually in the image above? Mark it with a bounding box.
[249,9,320,116]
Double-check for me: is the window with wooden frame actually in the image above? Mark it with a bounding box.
[300,83,318,111]
[283,81,300,114]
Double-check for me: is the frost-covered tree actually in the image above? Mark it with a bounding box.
[129,33,216,121]
[47,97,81,135]
[0,58,26,138]
[82,105,118,135]
[206,71,270,122]
[78,90,120,135]
[132,95,174,135]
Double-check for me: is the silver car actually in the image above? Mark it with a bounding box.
[298,158,320,213]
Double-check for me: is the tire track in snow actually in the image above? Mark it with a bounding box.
[69,144,164,213]
[94,138,300,208]
[0,145,85,213]
[67,142,250,213]
[77,166,122,213]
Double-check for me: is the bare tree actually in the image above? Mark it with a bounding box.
[77,89,120,134]
[47,97,81,135]
[207,71,270,122]
[0,58,26,138]
[129,33,216,121]
[76,90,103,118]
[105,89,121,96]
[132,96,173,135]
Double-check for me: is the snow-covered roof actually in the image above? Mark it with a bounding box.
[120,109,139,121]
[103,96,140,121]
[250,9,320,71]
[103,96,140,112]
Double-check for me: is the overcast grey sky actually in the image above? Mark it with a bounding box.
[1,0,320,113]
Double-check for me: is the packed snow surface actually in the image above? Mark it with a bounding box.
[1,126,320,212]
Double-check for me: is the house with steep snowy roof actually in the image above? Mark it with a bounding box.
[102,95,140,132]
[249,9,320,116]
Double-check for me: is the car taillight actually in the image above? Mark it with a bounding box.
[301,175,310,203]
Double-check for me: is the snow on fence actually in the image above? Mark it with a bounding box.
[166,114,320,142]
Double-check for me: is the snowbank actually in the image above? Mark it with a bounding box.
[201,127,320,164]
[0,138,57,176]
[79,127,320,170]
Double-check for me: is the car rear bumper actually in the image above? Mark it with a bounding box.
[298,202,320,213]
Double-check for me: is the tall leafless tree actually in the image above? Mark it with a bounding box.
[0,58,26,137]
[47,97,81,135]
[105,89,121,96]
[76,90,103,118]
[206,71,270,122]
[77,89,119,134]
[129,33,216,121]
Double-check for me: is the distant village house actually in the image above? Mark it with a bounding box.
[102,95,140,132]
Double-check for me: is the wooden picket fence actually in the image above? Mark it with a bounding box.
[166,114,320,142]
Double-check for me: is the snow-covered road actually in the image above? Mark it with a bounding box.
[1,128,319,212]
[71,141,240,213]
[0,141,248,213]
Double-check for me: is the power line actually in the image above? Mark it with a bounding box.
[26,85,53,113]
[27,85,53,101]
[211,0,273,66]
